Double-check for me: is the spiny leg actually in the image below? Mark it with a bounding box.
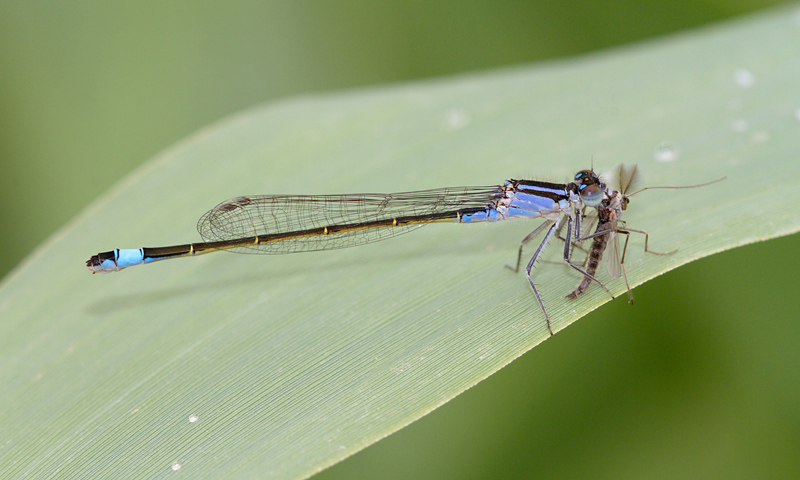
[506,221,552,273]
[537,207,595,265]
[557,209,597,256]
[524,221,558,336]
[545,213,591,264]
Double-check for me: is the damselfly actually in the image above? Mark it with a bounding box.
[86,167,722,335]
[87,170,607,335]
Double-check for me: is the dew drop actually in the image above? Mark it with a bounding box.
[172,463,182,471]
[442,108,471,131]
[734,69,755,87]
[189,415,198,423]
[751,131,769,143]
[653,141,680,162]
[731,119,749,132]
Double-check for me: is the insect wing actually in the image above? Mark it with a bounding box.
[197,187,500,254]
[604,231,623,279]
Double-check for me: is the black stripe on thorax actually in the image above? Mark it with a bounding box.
[511,180,570,202]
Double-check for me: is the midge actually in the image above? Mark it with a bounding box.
[86,167,721,335]
[564,164,723,306]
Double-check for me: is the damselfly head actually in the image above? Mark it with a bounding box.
[573,169,605,207]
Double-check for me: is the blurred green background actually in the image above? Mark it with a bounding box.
[2,1,798,479]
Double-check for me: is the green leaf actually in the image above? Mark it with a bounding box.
[1,7,798,479]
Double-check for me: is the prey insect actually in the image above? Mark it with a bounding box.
[565,164,724,307]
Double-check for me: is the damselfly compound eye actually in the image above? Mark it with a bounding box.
[580,184,603,207]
